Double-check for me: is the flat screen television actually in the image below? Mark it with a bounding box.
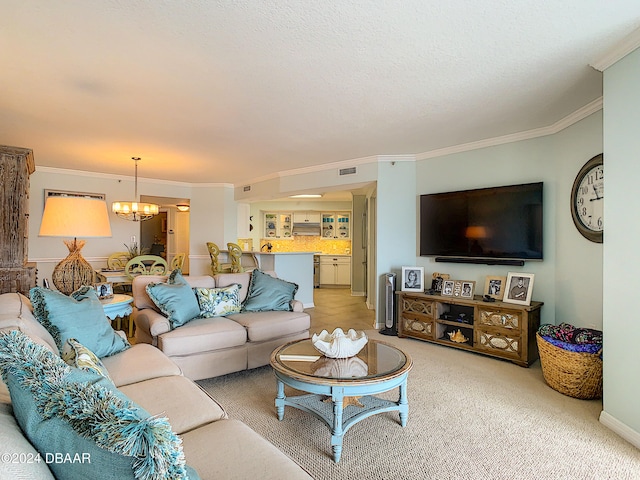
[420,182,543,263]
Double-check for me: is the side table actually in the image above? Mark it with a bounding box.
[100,294,134,337]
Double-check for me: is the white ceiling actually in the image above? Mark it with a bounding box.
[2,1,639,186]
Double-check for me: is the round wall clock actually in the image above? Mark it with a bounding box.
[570,153,603,243]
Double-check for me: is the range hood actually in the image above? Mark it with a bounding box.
[292,222,321,236]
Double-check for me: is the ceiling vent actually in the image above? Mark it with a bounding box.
[339,167,357,176]
[243,185,251,192]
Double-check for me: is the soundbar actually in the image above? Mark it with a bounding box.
[434,257,525,266]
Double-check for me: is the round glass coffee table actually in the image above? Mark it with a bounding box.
[270,338,412,462]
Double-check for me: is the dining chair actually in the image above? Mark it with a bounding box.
[170,253,186,271]
[125,255,168,279]
[206,242,232,274]
[107,252,130,270]
[227,242,245,273]
[106,251,132,292]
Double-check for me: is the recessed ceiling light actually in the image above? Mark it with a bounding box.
[289,194,322,198]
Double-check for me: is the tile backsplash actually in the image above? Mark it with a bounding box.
[259,237,352,255]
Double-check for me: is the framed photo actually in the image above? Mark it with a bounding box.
[401,267,424,292]
[503,272,535,306]
[459,280,476,299]
[430,272,450,293]
[484,275,507,300]
[94,282,113,300]
[441,279,455,296]
[44,189,105,207]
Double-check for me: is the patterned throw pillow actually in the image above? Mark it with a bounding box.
[194,284,242,318]
[61,338,112,380]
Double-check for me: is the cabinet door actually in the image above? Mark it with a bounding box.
[319,263,335,284]
[293,211,320,223]
[279,213,292,238]
[264,213,278,239]
[336,213,350,239]
[321,213,335,238]
[336,261,351,285]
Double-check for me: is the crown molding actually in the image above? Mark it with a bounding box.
[36,97,604,189]
[591,26,640,71]
[35,165,231,188]
[415,97,602,161]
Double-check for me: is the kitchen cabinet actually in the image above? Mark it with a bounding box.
[321,212,350,239]
[319,255,351,285]
[293,211,321,223]
[264,212,293,239]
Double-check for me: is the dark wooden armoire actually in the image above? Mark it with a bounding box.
[0,145,37,295]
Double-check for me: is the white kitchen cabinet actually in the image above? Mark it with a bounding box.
[319,255,351,285]
[264,212,293,239]
[293,211,321,223]
[321,212,350,239]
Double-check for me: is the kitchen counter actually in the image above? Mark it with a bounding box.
[253,252,315,308]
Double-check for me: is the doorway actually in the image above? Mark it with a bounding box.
[140,196,190,273]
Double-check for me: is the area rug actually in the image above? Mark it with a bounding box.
[198,331,640,480]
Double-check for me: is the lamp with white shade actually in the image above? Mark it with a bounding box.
[39,196,112,295]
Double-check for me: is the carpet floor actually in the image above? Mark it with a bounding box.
[198,331,640,480]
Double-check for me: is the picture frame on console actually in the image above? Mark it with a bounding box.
[94,282,113,300]
[401,266,424,292]
[484,275,507,300]
[460,281,475,299]
[441,279,455,296]
[503,272,534,306]
[430,272,450,293]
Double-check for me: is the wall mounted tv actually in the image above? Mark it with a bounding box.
[420,182,543,265]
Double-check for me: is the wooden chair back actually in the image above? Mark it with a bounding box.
[107,252,130,270]
[170,253,186,271]
[125,255,168,279]
[227,242,244,273]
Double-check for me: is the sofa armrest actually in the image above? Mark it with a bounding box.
[291,299,304,312]
[132,308,171,338]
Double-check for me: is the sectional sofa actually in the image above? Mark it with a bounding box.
[131,270,311,380]
[0,290,312,479]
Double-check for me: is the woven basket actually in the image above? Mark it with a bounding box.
[536,333,602,400]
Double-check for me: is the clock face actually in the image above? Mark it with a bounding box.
[571,154,603,243]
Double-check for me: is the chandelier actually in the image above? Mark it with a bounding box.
[112,157,159,221]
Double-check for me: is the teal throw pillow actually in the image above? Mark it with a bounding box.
[0,330,198,480]
[146,270,200,328]
[242,269,298,312]
[61,338,112,381]
[194,284,242,318]
[30,286,130,358]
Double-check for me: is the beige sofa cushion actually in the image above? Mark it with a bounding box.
[101,343,182,387]
[119,375,227,435]
[181,419,312,480]
[158,317,247,357]
[213,272,252,302]
[0,293,58,354]
[227,310,311,343]
[0,403,56,479]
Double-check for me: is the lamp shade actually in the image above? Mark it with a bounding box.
[39,197,112,238]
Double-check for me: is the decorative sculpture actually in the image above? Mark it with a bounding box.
[311,328,368,358]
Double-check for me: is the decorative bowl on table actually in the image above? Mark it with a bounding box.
[311,328,368,358]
